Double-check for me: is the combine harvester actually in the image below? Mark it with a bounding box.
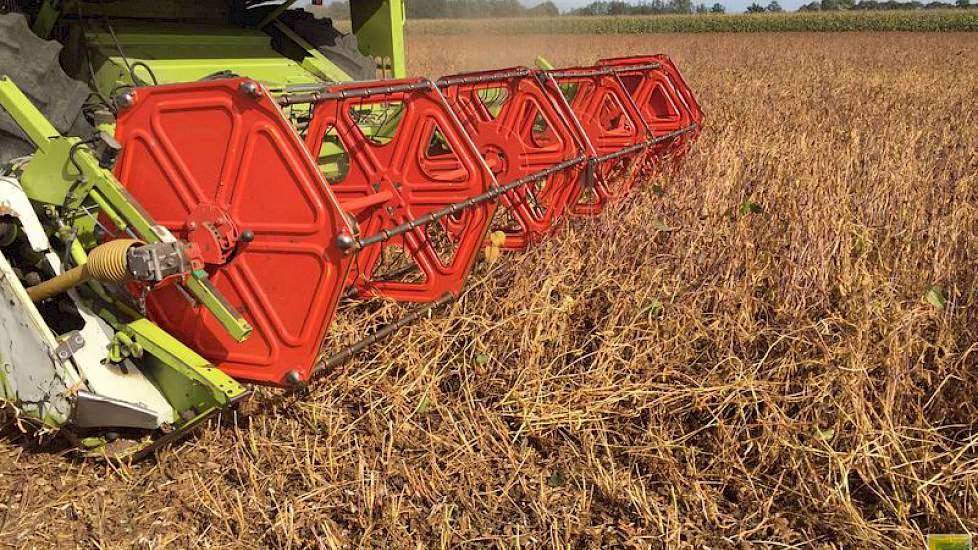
[0,0,701,457]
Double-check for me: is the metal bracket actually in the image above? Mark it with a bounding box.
[52,331,85,363]
[127,242,191,282]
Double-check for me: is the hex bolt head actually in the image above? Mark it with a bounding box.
[239,81,263,99]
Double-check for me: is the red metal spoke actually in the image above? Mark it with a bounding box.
[439,68,585,249]
[597,55,704,173]
[301,78,496,302]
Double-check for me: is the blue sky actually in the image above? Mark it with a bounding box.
[541,0,805,12]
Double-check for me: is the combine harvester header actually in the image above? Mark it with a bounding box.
[0,0,700,458]
[110,60,702,387]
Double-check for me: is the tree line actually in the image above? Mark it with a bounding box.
[314,0,975,18]
[568,1,727,14]
[315,0,559,19]
[794,0,973,10]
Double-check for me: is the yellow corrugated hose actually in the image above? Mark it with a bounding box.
[26,239,141,303]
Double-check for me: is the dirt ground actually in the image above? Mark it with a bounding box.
[2,32,977,548]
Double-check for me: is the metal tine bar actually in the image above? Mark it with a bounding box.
[548,61,662,80]
[279,80,433,106]
[282,70,535,107]
[313,292,456,374]
[436,68,532,88]
[343,155,586,252]
[279,63,664,106]
[546,61,659,80]
[604,61,662,73]
[591,124,698,164]
[547,67,614,79]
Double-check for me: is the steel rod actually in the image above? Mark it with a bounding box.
[279,63,663,106]
[351,155,586,250]
[547,62,660,80]
[436,69,532,88]
[278,80,434,106]
[315,292,456,373]
[589,124,697,164]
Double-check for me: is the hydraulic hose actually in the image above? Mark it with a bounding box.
[26,239,140,303]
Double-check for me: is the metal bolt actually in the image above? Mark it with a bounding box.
[114,91,136,110]
[335,234,356,252]
[240,230,255,243]
[285,370,302,386]
[239,81,263,99]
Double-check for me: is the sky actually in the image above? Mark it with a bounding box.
[541,0,807,12]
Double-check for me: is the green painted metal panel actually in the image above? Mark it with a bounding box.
[84,23,324,91]
[351,0,406,78]
[19,138,82,206]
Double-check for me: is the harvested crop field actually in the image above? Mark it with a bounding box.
[2,32,977,548]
